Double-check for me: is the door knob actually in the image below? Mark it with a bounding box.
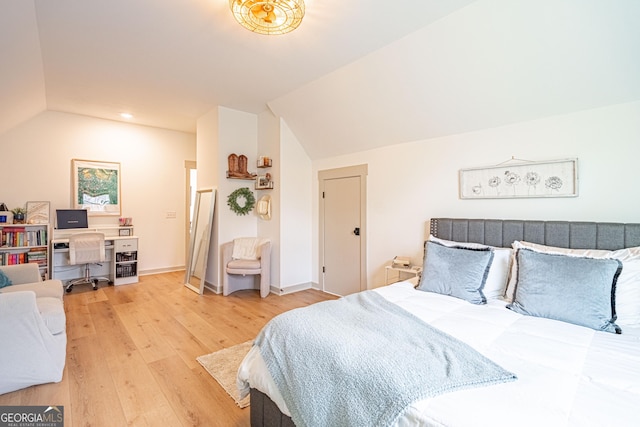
[353,227,360,236]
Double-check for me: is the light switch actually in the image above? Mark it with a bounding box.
[166,211,177,219]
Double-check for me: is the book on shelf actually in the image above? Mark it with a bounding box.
[0,226,47,248]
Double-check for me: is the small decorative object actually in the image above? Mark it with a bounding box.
[226,154,257,180]
[0,211,12,224]
[11,207,26,224]
[0,203,10,224]
[229,0,305,36]
[257,156,272,168]
[257,195,272,220]
[255,173,274,190]
[119,228,132,236]
[459,158,578,199]
[227,187,256,216]
[119,217,133,226]
[26,201,50,224]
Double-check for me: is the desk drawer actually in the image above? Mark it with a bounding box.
[115,238,137,252]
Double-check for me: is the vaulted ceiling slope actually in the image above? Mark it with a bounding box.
[1,1,639,159]
[0,0,474,135]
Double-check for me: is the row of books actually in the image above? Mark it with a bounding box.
[0,249,48,267]
[116,264,137,278]
[116,251,137,262]
[0,227,48,248]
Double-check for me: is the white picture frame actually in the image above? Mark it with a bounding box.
[26,201,51,224]
[72,159,122,216]
[459,158,578,199]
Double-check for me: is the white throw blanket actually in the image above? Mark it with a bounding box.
[232,237,268,260]
[253,291,516,427]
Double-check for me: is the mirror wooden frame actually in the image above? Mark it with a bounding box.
[185,188,216,294]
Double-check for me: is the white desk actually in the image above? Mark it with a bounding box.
[51,227,138,286]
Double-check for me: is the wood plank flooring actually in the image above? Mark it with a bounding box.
[0,271,336,426]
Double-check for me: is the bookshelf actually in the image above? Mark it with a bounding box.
[114,238,138,285]
[0,223,50,279]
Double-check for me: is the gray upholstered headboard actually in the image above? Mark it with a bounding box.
[430,218,640,250]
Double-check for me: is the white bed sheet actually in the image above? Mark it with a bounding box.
[238,281,640,426]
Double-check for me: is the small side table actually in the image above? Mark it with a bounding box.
[385,265,422,285]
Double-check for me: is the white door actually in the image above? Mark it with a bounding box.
[321,174,364,296]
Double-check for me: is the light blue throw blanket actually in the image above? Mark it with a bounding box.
[255,291,516,427]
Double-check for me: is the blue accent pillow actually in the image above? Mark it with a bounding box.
[0,270,12,288]
[507,249,622,334]
[417,241,494,304]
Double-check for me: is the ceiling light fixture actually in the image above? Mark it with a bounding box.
[229,0,305,35]
[120,113,133,119]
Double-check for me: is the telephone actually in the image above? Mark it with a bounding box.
[392,256,411,268]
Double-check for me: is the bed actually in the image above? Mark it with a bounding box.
[238,218,640,426]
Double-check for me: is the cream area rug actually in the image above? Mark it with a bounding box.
[197,340,253,408]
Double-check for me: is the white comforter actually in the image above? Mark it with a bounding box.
[238,281,640,426]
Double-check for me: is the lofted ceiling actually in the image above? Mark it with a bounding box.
[1,0,639,159]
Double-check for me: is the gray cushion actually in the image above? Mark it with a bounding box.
[507,249,622,334]
[417,241,493,304]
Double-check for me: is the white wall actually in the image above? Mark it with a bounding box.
[217,107,258,247]
[279,119,313,289]
[312,101,640,289]
[0,111,196,274]
[195,108,220,286]
[257,110,281,286]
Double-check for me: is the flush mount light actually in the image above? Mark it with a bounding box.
[120,113,133,119]
[229,0,305,35]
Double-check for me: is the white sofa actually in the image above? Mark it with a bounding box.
[0,263,66,394]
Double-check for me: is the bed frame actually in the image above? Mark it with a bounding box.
[249,218,640,427]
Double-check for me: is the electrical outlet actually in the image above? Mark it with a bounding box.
[166,211,176,219]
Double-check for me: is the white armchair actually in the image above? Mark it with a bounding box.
[221,238,271,298]
[0,263,66,394]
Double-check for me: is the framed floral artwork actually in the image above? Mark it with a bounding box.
[72,159,122,215]
[459,158,578,199]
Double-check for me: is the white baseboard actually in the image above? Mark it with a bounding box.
[139,266,184,276]
[271,282,317,296]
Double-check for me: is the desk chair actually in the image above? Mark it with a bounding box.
[66,232,109,292]
[221,238,271,298]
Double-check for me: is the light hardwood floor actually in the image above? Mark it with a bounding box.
[0,271,336,426]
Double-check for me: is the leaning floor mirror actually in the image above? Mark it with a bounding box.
[185,188,216,294]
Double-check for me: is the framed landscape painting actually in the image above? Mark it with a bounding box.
[72,159,122,216]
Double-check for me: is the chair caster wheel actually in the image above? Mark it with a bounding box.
[66,287,72,293]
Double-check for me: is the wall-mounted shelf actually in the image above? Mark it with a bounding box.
[226,173,256,180]
[227,153,256,180]
[257,156,272,168]
[255,181,274,190]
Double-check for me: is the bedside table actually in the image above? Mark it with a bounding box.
[385,265,422,285]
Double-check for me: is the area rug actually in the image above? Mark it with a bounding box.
[197,340,253,408]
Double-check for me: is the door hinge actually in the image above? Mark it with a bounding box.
[322,191,325,198]
[322,266,325,273]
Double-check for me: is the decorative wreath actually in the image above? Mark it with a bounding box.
[227,187,255,216]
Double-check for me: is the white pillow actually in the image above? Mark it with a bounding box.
[428,235,512,300]
[232,238,269,260]
[510,241,640,327]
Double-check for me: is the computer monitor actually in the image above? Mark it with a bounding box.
[56,209,89,229]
